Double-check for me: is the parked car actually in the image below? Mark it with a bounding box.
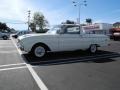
[0,31,10,40]
[12,30,31,38]
[17,24,110,58]
[110,28,120,40]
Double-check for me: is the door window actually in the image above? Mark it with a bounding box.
[65,26,80,34]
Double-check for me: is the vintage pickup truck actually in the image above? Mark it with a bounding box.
[17,24,110,58]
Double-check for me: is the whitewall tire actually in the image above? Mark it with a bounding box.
[89,44,97,53]
[33,45,46,58]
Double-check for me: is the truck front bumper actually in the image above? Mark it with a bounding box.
[17,42,24,51]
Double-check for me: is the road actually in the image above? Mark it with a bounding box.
[0,38,120,90]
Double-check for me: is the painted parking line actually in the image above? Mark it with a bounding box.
[0,66,27,72]
[0,53,119,72]
[0,50,17,53]
[11,37,48,90]
[0,63,25,68]
[0,63,36,72]
[0,45,13,48]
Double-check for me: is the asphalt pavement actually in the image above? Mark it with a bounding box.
[0,38,120,90]
[0,40,40,90]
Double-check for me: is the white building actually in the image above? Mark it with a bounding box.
[82,23,113,35]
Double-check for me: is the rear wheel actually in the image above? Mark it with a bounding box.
[3,36,8,40]
[31,45,46,58]
[89,44,97,53]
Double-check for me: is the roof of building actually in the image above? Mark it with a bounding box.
[111,28,120,32]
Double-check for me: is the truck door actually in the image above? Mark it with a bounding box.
[59,26,84,51]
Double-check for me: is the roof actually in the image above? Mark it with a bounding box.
[111,28,120,32]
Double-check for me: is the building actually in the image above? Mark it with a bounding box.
[110,22,120,40]
[113,22,120,28]
[82,23,113,35]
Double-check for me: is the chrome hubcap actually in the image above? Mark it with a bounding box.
[35,46,45,57]
[91,45,96,53]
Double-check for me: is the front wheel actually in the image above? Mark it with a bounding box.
[89,44,97,53]
[32,45,46,58]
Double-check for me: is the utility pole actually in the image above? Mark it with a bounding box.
[72,0,87,26]
[28,10,31,31]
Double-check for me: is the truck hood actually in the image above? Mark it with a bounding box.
[18,33,56,40]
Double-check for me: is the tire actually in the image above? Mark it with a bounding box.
[89,44,97,53]
[15,35,18,38]
[31,45,47,58]
[3,36,8,40]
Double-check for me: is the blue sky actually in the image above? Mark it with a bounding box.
[0,0,120,30]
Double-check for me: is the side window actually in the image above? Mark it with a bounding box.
[65,26,80,34]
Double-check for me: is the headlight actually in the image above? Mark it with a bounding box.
[17,40,24,51]
[17,39,20,43]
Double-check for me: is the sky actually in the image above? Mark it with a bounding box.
[0,0,120,30]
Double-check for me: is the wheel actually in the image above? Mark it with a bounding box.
[89,44,97,53]
[3,36,8,40]
[32,45,46,58]
[14,35,18,38]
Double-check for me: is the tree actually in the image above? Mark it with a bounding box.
[0,22,17,33]
[30,12,49,33]
[0,22,8,31]
[61,20,75,24]
[0,22,11,32]
[29,23,36,32]
[86,18,92,25]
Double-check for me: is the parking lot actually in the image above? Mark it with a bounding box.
[0,38,120,90]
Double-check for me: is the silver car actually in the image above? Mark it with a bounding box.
[0,32,10,40]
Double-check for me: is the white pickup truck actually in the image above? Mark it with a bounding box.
[18,24,110,58]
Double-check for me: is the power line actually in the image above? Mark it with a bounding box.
[5,22,27,24]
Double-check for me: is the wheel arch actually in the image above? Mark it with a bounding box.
[95,44,100,47]
[31,42,51,52]
[88,44,98,53]
[2,35,7,38]
[90,44,100,47]
[2,35,8,40]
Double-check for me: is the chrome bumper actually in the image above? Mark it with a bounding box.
[17,42,24,51]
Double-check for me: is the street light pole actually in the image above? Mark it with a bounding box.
[72,0,87,26]
[78,4,81,25]
[28,10,31,31]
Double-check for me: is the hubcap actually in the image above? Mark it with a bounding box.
[90,45,96,53]
[4,37,7,39]
[34,46,45,57]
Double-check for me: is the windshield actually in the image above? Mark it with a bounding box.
[47,25,61,34]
